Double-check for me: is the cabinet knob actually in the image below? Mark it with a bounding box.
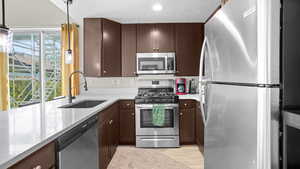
[126,103,130,107]
[180,113,183,116]
[109,120,113,125]
[33,165,42,169]
[103,70,107,74]
[131,113,135,116]
[184,103,188,107]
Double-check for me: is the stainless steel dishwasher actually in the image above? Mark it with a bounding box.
[57,116,98,169]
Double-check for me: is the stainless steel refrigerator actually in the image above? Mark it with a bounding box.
[199,0,281,169]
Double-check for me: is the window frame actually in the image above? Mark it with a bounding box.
[10,27,62,108]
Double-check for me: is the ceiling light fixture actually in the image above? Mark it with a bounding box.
[152,3,163,12]
[64,0,73,64]
[0,0,12,53]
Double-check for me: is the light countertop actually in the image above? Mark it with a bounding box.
[0,89,199,169]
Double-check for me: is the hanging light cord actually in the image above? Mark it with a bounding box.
[2,0,5,27]
[66,0,71,51]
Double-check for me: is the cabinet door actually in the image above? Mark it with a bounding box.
[179,101,196,144]
[119,109,135,144]
[156,23,175,52]
[111,104,119,156]
[8,142,55,169]
[102,19,121,77]
[84,18,102,77]
[107,113,114,161]
[122,24,137,76]
[137,24,156,53]
[175,23,204,76]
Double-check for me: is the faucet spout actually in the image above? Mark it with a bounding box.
[68,70,88,103]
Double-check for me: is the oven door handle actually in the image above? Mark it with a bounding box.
[136,104,179,109]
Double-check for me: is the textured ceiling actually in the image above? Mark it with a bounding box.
[50,0,220,23]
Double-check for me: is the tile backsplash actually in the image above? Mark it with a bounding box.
[86,76,198,92]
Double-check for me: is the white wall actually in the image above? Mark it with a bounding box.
[0,0,66,27]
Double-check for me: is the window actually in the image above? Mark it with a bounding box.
[9,29,61,108]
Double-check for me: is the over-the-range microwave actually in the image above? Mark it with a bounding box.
[136,53,176,75]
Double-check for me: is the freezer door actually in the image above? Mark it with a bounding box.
[204,84,280,169]
[204,0,280,84]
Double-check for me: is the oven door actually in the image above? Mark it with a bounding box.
[135,104,179,136]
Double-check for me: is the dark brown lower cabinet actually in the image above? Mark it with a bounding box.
[119,100,135,144]
[179,100,196,144]
[8,142,55,169]
[109,103,119,157]
[98,103,120,169]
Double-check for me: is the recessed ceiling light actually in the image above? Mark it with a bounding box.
[152,3,163,12]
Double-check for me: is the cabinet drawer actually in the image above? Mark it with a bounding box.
[9,142,55,169]
[179,100,196,109]
[119,100,135,109]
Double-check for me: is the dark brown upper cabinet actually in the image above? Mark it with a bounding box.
[137,23,175,53]
[121,24,137,76]
[175,23,204,76]
[84,18,121,77]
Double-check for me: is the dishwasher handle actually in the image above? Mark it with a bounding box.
[57,116,98,151]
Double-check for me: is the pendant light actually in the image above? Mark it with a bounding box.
[0,0,12,53]
[64,0,73,64]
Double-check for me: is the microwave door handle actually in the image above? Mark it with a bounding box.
[165,55,168,71]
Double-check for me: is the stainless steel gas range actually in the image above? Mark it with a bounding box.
[135,87,180,148]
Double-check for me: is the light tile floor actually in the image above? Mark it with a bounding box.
[158,145,204,169]
[108,145,204,169]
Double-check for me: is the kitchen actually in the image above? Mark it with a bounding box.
[0,0,299,169]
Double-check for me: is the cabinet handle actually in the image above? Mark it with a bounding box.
[184,103,188,107]
[33,165,42,169]
[131,113,135,116]
[109,120,113,125]
[126,103,130,107]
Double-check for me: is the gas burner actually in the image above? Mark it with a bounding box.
[135,87,179,104]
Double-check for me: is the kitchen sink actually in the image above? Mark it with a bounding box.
[59,100,106,108]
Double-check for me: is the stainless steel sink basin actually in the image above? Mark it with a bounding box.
[59,100,106,108]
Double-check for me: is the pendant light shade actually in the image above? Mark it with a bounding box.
[0,27,12,53]
[0,0,12,53]
[64,0,73,64]
[65,49,73,64]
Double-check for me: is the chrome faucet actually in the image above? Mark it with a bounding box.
[68,70,88,103]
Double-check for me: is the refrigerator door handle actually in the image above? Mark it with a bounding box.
[199,37,207,84]
[199,37,208,126]
[200,85,207,127]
